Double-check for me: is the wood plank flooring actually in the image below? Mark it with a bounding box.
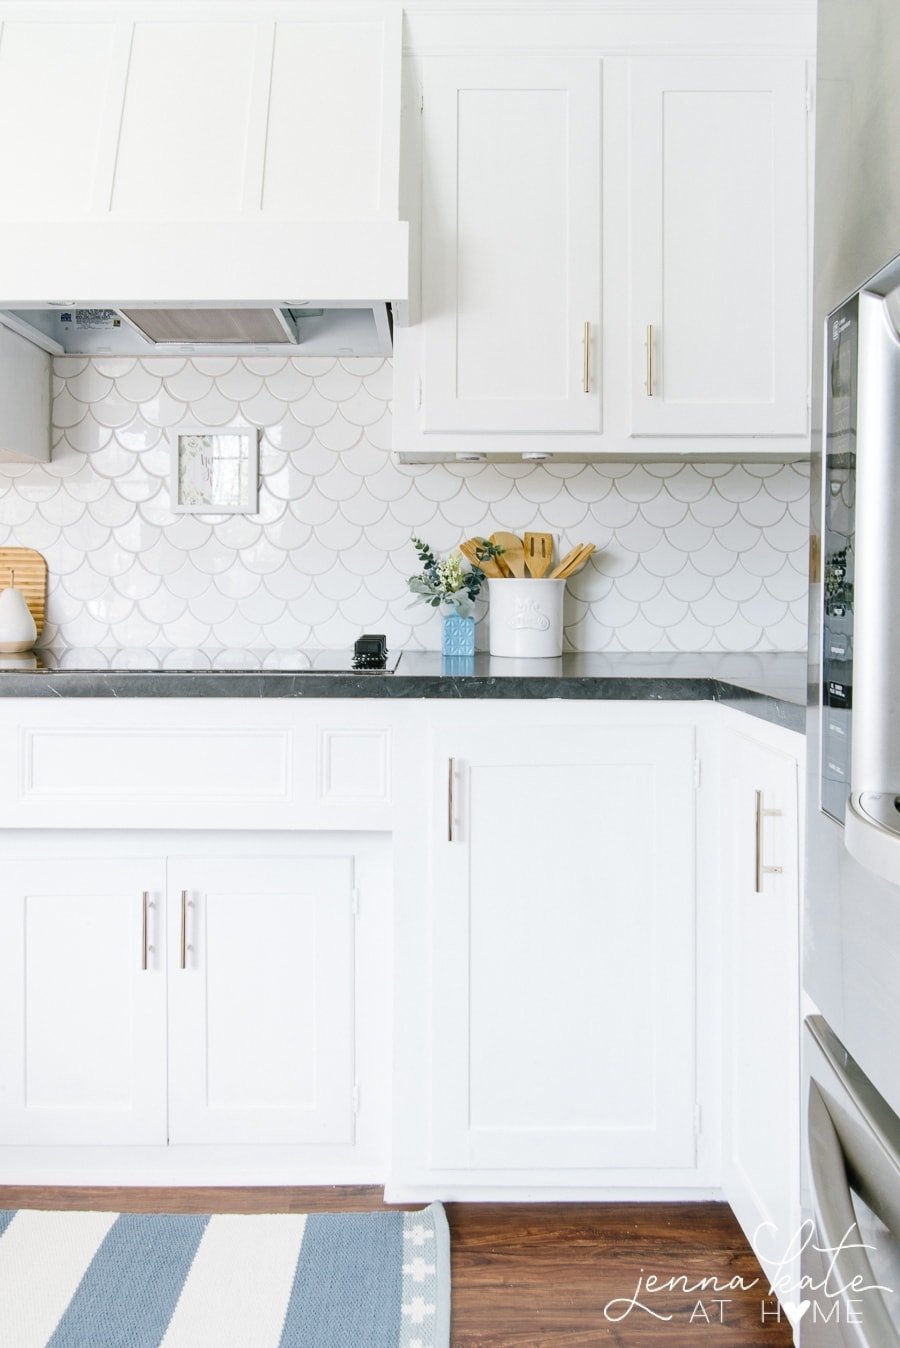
[0,1187,792,1346]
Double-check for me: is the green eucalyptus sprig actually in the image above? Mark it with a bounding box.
[407,535,503,617]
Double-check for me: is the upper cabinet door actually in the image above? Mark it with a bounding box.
[422,59,601,433]
[629,59,809,438]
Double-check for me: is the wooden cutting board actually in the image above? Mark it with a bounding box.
[0,547,47,636]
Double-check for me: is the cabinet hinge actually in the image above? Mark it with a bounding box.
[695,1103,702,1134]
[415,376,423,409]
[353,1084,361,1114]
[693,759,701,789]
[351,886,360,916]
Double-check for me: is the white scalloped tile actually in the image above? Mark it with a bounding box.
[717,565,765,602]
[262,562,313,602]
[19,516,61,551]
[765,557,809,602]
[111,560,162,601]
[362,363,394,401]
[191,356,237,377]
[66,366,115,404]
[289,386,339,428]
[739,586,791,627]
[314,363,363,402]
[339,385,389,427]
[364,410,393,452]
[237,587,285,625]
[284,487,336,527]
[663,564,715,603]
[186,585,236,626]
[241,386,291,427]
[712,611,767,649]
[261,612,311,647]
[158,610,213,648]
[616,612,667,651]
[212,562,267,600]
[138,390,190,428]
[114,364,164,404]
[614,515,664,554]
[64,414,114,453]
[614,568,666,603]
[213,365,265,402]
[363,509,417,553]
[664,472,715,504]
[52,387,91,428]
[266,364,312,401]
[89,490,142,528]
[389,492,439,530]
[314,411,364,453]
[243,356,288,376]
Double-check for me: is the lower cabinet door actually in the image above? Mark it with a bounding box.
[0,857,167,1145]
[721,728,800,1290]
[167,855,356,1146]
[430,724,697,1171]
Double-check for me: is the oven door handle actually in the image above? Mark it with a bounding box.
[808,1079,900,1347]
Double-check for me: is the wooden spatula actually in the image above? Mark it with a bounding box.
[524,532,554,578]
[460,538,505,578]
[550,543,595,579]
[490,532,526,578]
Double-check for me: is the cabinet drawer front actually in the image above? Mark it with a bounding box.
[21,729,290,803]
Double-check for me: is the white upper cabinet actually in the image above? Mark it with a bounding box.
[395,45,811,462]
[629,59,809,439]
[420,59,601,435]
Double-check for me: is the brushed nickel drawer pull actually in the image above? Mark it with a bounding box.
[583,320,591,394]
[448,758,455,843]
[646,323,654,396]
[755,790,784,893]
[141,891,149,971]
[180,889,188,970]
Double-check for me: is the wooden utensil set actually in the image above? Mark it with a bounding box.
[460,534,595,581]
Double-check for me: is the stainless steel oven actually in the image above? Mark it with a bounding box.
[803,1017,900,1346]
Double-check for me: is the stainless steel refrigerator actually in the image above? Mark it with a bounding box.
[804,1,900,1343]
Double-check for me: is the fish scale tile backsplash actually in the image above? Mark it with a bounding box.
[0,355,810,653]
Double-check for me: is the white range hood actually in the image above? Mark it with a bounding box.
[0,2,408,357]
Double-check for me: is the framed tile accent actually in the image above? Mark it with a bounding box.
[170,425,259,514]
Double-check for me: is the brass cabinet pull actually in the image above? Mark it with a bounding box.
[141,891,149,971]
[646,323,654,396]
[447,758,455,843]
[755,790,784,893]
[583,321,591,394]
[180,889,188,970]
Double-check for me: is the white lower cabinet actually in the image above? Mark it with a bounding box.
[168,856,355,1147]
[427,721,698,1172]
[0,857,167,1145]
[720,720,802,1291]
[0,849,361,1157]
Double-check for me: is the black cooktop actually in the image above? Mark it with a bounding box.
[0,647,402,674]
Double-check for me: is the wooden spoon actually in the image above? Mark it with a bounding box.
[460,538,505,578]
[550,543,595,580]
[524,532,554,578]
[490,532,526,578]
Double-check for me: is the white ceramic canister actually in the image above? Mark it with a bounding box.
[0,584,38,653]
[487,577,565,658]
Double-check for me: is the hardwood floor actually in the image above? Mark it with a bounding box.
[0,1187,792,1346]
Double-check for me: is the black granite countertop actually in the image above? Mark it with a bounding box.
[0,648,807,732]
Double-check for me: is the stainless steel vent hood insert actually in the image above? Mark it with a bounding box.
[119,308,299,347]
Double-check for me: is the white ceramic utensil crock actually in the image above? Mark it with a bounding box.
[0,584,38,653]
[487,577,565,657]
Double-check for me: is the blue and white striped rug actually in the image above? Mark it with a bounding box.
[0,1202,450,1347]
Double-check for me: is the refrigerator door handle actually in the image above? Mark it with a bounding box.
[808,1079,900,1347]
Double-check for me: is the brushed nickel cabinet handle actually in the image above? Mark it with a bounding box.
[180,889,188,970]
[646,324,654,396]
[141,891,149,971]
[755,790,784,893]
[447,758,455,843]
[583,321,591,394]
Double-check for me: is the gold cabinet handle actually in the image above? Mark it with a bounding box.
[646,323,654,397]
[180,889,188,970]
[583,321,591,394]
[447,758,455,842]
[755,790,784,893]
[141,891,149,971]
